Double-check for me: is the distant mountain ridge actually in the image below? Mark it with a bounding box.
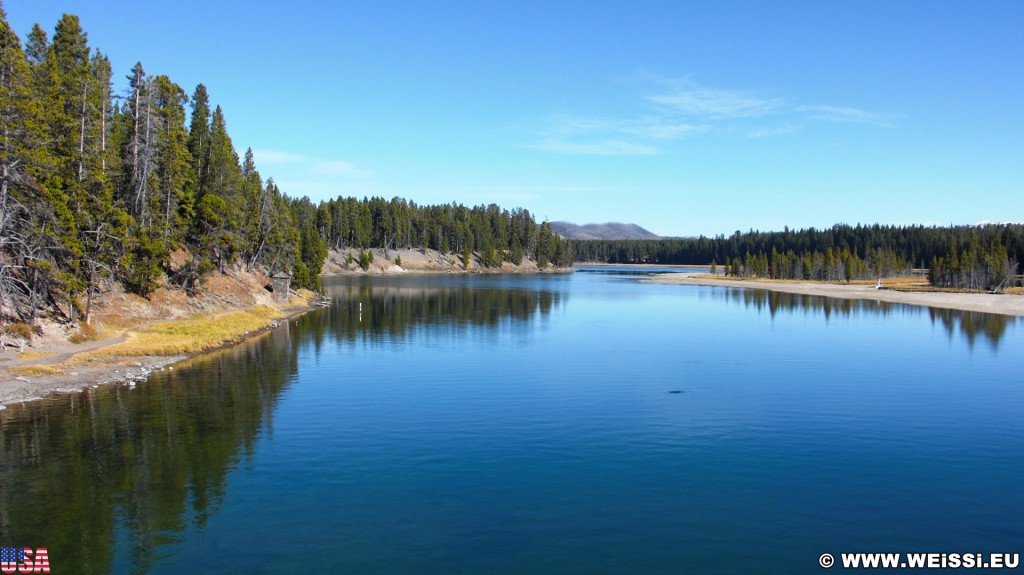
[549,221,660,240]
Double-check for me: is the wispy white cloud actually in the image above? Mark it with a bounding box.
[626,120,710,140]
[251,149,374,201]
[648,86,784,120]
[798,105,894,127]
[528,113,704,156]
[527,77,894,156]
[311,160,372,178]
[253,149,372,178]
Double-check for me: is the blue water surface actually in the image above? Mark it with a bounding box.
[2,269,1021,574]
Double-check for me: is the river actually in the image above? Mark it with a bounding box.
[2,269,1021,574]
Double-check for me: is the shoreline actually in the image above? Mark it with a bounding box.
[642,273,1024,317]
[0,298,318,410]
[11,264,1015,410]
[0,255,569,409]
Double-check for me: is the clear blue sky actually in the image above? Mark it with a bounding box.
[7,1,1023,237]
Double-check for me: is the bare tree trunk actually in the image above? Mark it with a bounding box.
[132,82,139,191]
[84,260,95,324]
[78,81,87,182]
[164,179,172,243]
[100,84,107,174]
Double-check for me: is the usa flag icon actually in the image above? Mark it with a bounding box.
[1,547,49,573]
[0,548,24,564]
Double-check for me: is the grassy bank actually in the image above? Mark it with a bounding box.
[7,292,313,382]
[79,305,289,358]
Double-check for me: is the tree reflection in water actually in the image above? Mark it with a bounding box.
[712,287,1017,349]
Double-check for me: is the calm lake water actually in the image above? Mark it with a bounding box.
[2,269,1022,574]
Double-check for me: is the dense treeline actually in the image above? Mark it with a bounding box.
[723,246,910,282]
[0,11,322,323]
[928,237,1018,291]
[573,223,1021,290]
[0,11,571,326]
[317,197,572,270]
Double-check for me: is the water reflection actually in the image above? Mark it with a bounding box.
[2,274,1014,574]
[0,277,564,574]
[576,266,699,275]
[712,287,1018,349]
[0,326,298,575]
[302,276,565,347]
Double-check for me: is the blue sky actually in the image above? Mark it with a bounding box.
[7,1,1023,237]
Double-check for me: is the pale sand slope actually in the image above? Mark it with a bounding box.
[643,274,1024,318]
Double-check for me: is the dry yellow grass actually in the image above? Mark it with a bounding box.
[292,289,315,305]
[81,305,286,358]
[16,351,56,361]
[12,364,66,376]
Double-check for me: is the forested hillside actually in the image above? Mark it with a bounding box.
[549,221,660,240]
[0,11,571,326]
[573,224,1022,290]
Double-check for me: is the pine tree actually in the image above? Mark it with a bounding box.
[254,179,298,273]
[193,106,242,268]
[11,14,87,318]
[201,106,242,212]
[120,61,157,226]
[151,75,190,245]
[89,52,114,176]
[185,84,210,200]
[45,15,92,187]
[239,148,263,261]
[0,10,50,319]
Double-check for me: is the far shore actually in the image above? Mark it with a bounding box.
[322,247,573,275]
[641,272,1024,318]
[576,262,711,269]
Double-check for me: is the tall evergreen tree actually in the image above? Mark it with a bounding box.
[44,14,92,186]
[119,61,158,226]
[0,11,81,320]
[89,51,115,177]
[151,75,190,245]
[0,9,46,318]
[201,106,241,208]
[239,147,262,262]
[185,83,210,200]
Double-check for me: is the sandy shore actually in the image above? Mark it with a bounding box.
[643,273,1024,317]
[0,300,317,409]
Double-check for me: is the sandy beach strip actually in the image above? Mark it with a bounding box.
[642,273,1024,318]
[0,301,318,409]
